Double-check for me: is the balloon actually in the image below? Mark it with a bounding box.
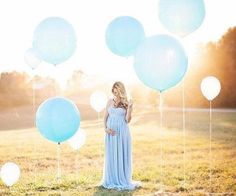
[0,162,20,186]
[158,0,205,37]
[36,97,80,143]
[133,34,188,92]
[90,91,107,112]
[68,128,86,150]
[24,48,41,69]
[33,17,76,65]
[201,76,221,101]
[105,16,145,57]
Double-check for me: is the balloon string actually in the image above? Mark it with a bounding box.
[33,78,35,111]
[32,76,37,183]
[57,143,63,196]
[159,92,163,191]
[54,64,58,95]
[75,151,79,184]
[54,76,58,97]
[182,79,186,189]
[98,111,103,170]
[209,101,212,192]
[57,143,61,181]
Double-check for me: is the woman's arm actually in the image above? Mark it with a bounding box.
[125,100,133,123]
[104,99,114,135]
[104,100,110,133]
[104,99,117,136]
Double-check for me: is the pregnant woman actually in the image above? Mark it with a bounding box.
[101,81,140,191]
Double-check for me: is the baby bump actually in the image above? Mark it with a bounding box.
[106,116,128,132]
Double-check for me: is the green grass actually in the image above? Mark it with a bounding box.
[0,108,235,195]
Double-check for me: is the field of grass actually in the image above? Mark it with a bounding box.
[0,107,235,195]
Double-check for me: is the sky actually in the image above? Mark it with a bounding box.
[0,0,236,86]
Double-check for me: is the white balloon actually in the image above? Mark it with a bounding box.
[201,76,221,101]
[90,91,107,112]
[0,162,20,186]
[68,128,86,150]
[24,48,41,70]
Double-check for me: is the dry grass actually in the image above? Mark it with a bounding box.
[0,108,235,195]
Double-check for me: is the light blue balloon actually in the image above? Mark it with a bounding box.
[133,34,188,92]
[33,17,76,65]
[158,0,205,37]
[36,97,80,143]
[105,16,145,57]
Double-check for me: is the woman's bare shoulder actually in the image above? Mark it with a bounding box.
[107,98,114,106]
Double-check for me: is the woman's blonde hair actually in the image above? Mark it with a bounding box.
[112,81,128,109]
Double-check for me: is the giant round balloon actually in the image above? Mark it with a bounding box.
[68,128,86,150]
[105,16,145,57]
[0,162,20,187]
[201,76,221,101]
[158,0,205,37]
[90,91,107,113]
[33,17,77,65]
[36,97,80,143]
[133,34,188,92]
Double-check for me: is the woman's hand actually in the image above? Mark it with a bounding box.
[105,128,116,136]
[128,99,133,110]
[110,129,116,136]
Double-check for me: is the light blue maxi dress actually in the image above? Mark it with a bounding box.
[101,105,140,190]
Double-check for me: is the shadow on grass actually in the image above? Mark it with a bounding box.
[93,185,137,196]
